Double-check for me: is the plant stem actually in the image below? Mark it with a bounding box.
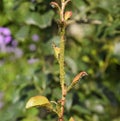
[59,26,66,121]
[58,1,66,121]
[59,26,65,90]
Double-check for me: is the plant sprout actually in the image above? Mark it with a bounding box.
[25,0,88,121]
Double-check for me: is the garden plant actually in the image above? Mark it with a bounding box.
[25,0,88,121]
[0,0,120,121]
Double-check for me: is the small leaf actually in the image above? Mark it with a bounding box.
[55,103,62,117]
[69,117,75,121]
[67,71,88,92]
[64,11,72,21]
[26,96,51,109]
[52,42,60,63]
[50,101,61,117]
[72,71,88,84]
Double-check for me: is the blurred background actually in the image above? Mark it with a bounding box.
[0,0,120,121]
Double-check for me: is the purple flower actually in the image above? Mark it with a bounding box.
[6,46,14,53]
[32,34,39,42]
[13,48,23,58]
[5,47,23,58]
[12,40,18,47]
[0,27,4,34]
[0,27,11,36]
[29,44,36,51]
[0,35,4,44]
[0,27,12,45]
[28,58,38,64]
[4,36,12,44]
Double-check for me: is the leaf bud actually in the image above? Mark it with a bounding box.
[50,2,60,9]
[64,11,72,21]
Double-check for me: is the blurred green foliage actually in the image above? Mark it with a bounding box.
[0,0,120,121]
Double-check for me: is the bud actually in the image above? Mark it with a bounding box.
[50,2,60,9]
[72,71,88,84]
[67,71,88,92]
[64,11,72,21]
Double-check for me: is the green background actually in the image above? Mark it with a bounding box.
[0,0,120,121]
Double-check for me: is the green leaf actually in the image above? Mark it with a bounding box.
[15,26,30,41]
[65,57,77,74]
[25,11,54,29]
[72,0,85,9]
[71,105,91,115]
[26,96,51,109]
[66,93,73,111]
